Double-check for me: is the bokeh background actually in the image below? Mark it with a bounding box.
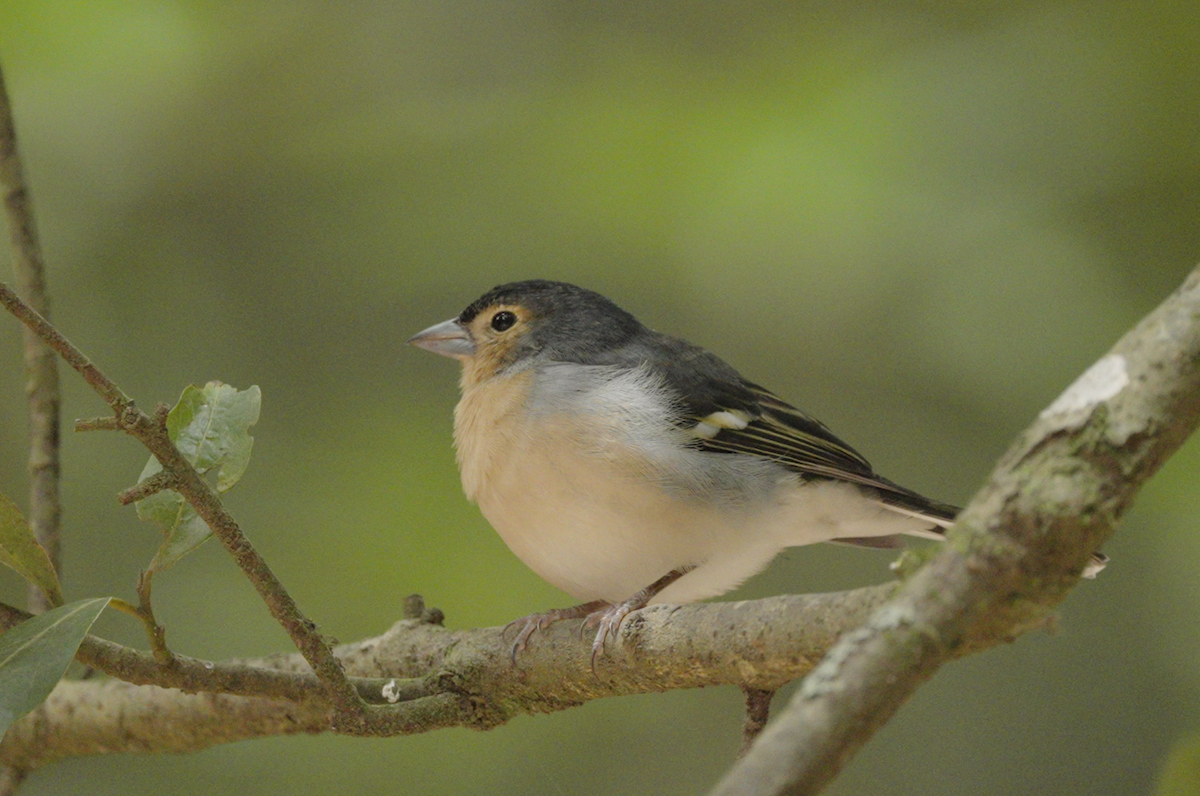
[1,2,1198,794]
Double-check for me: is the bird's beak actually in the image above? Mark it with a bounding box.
[407,317,475,359]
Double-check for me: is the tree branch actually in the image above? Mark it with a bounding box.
[0,587,897,770]
[0,56,62,614]
[710,264,1200,796]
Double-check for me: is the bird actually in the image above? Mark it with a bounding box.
[408,279,1106,663]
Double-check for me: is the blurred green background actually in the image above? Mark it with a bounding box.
[1,2,1198,794]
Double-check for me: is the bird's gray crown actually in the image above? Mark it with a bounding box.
[460,280,646,363]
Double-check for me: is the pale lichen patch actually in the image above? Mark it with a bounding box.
[381,679,402,703]
[1039,354,1129,427]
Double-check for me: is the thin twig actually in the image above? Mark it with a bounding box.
[135,571,172,665]
[74,416,120,432]
[116,470,176,505]
[738,688,774,758]
[0,283,129,408]
[0,600,428,705]
[0,56,61,615]
[106,597,143,621]
[0,282,368,727]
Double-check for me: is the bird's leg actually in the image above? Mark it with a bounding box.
[505,600,610,664]
[584,566,693,669]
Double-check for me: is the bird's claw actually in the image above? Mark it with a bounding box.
[584,602,636,673]
[502,593,658,674]
[504,601,610,665]
[505,614,556,664]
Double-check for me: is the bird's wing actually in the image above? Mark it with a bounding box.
[624,334,958,525]
[694,380,959,525]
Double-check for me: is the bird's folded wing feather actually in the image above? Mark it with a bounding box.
[690,381,960,524]
[620,335,958,524]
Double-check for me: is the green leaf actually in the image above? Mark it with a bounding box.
[0,492,64,607]
[140,499,213,573]
[0,597,111,737]
[166,382,262,491]
[135,382,261,572]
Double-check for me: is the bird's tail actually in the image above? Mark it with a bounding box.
[869,481,1109,578]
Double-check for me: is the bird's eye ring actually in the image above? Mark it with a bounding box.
[490,311,517,332]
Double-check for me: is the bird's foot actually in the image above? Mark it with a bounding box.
[582,600,642,671]
[504,601,609,664]
[505,568,694,672]
[581,566,695,671]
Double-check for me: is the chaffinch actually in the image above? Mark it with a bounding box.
[409,280,1106,661]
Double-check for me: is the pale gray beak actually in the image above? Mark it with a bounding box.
[407,317,475,358]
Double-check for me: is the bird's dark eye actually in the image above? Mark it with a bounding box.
[490,311,517,332]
